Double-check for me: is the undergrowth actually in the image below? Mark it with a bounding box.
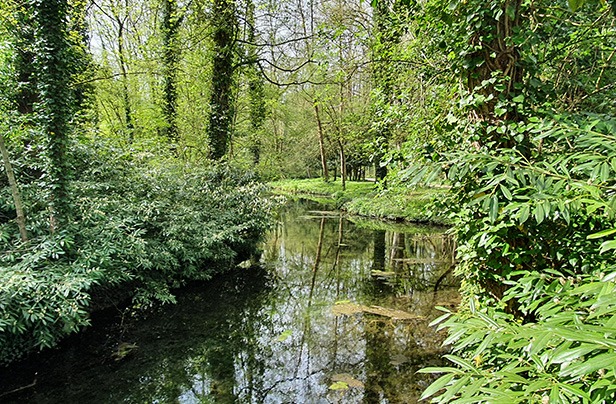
[0,140,275,365]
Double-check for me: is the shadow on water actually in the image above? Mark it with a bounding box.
[0,199,458,403]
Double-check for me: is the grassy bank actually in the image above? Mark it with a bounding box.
[269,178,449,225]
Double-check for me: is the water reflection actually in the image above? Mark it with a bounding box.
[0,199,457,403]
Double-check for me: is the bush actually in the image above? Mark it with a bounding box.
[0,140,275,364]
[419,115,616,402]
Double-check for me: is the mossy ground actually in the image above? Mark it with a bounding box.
[268,178,449,225]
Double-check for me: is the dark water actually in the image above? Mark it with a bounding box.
[0,200,458,403]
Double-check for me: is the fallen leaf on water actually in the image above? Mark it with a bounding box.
[332,302,424,320]
[276,330,293,342]
[329,381,349,391]
[331,373,364,388]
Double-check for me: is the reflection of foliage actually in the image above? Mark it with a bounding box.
[2,201,456,402]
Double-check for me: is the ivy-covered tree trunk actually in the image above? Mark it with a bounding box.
[162,0,180,147]
[464,0,526,150]
[207,0,237,160]
[32,0,75,231]
[460,0,529,302]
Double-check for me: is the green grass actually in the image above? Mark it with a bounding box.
[268,178,449,224]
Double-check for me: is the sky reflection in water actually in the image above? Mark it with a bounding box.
[0,200,458,403]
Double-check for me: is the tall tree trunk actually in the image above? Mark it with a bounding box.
[0,134,28,242]
[33,0,74,231]
[117,20,134,143]
[207,0,237,160]
[314,103,329,181]
[162,0,180,148]
[338,139,346,191]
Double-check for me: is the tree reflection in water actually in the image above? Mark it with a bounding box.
[0,200,458,403]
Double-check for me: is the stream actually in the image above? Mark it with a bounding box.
[0,199,458,403]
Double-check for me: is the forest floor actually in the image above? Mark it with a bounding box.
[269,178,450,225]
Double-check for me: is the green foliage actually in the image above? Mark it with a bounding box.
[0,139,274,364]
[384,0,616,400]
[420,267,616,403]
[417,114,616,403]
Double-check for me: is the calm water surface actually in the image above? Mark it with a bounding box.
[0,200,458,403]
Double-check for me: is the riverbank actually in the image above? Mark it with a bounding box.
[0,199,457,403]
[269,178,450,225]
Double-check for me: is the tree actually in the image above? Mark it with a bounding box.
[33,0,76,230]
[0,131,27,242]
[207,0,237,160]
[244,0,266,166]
[161,0,181,146]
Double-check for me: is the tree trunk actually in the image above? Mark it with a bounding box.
[0,134,28,242]
[117,20,134,143]
[338,139,346,191]
[207,0,237,160]
[467,0,526,150]
[246,0,266,166]
[161,0,180,149]
[33,0,74,231]
[314,103,329,181]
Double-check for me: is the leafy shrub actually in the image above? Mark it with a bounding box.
[421,269,616,403]
[416,115,616,402]
[0,140,275,364]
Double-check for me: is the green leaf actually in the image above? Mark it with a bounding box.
[512,94,525,103]
[560,352,616,378]
[420,373,456,400]
[489,195,499,223]
[500,184,513,201]
[558,382,591,401]
[588,228,616,240]
[276,329,293,342]
[445,354,480,374]
[534,203,545,224]
[329,381,349,390]
[519,205,530,224]
[600,240,616,253]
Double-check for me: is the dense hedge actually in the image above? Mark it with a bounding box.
[0,141,275,365]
